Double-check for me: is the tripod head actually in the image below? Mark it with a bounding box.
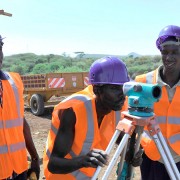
[123,82,162,117]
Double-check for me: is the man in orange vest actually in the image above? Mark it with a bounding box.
[43,56,143,180]
[135,25,180,180]
[0,36,40,180]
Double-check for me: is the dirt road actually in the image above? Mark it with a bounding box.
[25,108,141,180]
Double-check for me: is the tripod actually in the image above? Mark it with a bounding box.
[92,111,180,180]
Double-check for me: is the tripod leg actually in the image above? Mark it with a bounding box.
[102,134,130,180]
[91,130,121,180]
[157,131,180,179]
[117,141,128,176]
[128,126,144,180]
[92,117,136,180]
[152,133,179,180]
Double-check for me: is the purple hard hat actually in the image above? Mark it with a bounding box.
[89,56,130,85]
[156,25,180,50]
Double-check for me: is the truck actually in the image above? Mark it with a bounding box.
[21,72,89,116]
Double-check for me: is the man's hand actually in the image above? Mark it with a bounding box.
[131,148,144,167]
[81,149,109,168]
[125,148,144,167]
[27,158,40,180]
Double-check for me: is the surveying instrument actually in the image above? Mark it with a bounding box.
[92,82,180,180]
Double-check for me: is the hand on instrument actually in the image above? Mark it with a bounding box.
[125,148,144,167]
[81,149,109,168]
[131,148,144,167]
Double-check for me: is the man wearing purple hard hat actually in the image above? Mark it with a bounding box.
[43,56,143,180]
[135,25,180,180]
[0,36,40,180]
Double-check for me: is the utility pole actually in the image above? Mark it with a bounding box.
[0,9,12,17]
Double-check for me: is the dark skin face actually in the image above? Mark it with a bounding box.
[160,44,180,87]
[94,84,125,126]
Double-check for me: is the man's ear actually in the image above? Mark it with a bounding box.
[93,85,101,95]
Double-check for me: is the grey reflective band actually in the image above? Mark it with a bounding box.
[169,134,180,144]
[10,142,26,152]
[6,72,21,118]
[156,116,180,125]
[46,149,51,158]
[0,73,23,129]
[115,111,121,126]
[0,73,25,155]
[0,141,26,154]
[0,145,8,154]
[51,123,58,135]
[0,72,23,129]
[47,94,95,179]
[65,95,94,156]
[168,117,180,124]
[71,170,91,180]
[79,99,94,155]
[155,116,166,124]
[143,127,180,145]
[146,71,154,84]
[0,117,23,129]
[50,94,94,158]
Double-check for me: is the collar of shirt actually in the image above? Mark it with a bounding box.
[156,65,180,88]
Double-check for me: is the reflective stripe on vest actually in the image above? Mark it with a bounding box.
[47,94,95,179]
[46,93,121,179]
[0,142,26,154]
[115,111,121,126]
[0,117,23,128]
[0,72,24,154]
[156,116,180,125]
[71,170,91,180]
[169,134,180,144]
[6,72,21,118]
[48,95,121,158]
[145,71,154,84]
[51,94,94,157]
[140,70,180,160]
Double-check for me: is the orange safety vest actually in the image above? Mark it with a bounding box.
[135,69,180,161]
[0,72,28,179]
[43,85,123,180]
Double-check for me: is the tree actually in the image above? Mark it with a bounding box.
[32,63,50,74]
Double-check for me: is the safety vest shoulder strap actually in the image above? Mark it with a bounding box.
[135,69,158,84]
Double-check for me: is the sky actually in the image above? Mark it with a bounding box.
[1,0,180,56]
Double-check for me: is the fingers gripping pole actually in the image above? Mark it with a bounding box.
[91,130,121,180]
[92,118,135,180]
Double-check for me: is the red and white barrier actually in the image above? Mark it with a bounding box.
[84,77,89,86]
[48,78,65,88]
